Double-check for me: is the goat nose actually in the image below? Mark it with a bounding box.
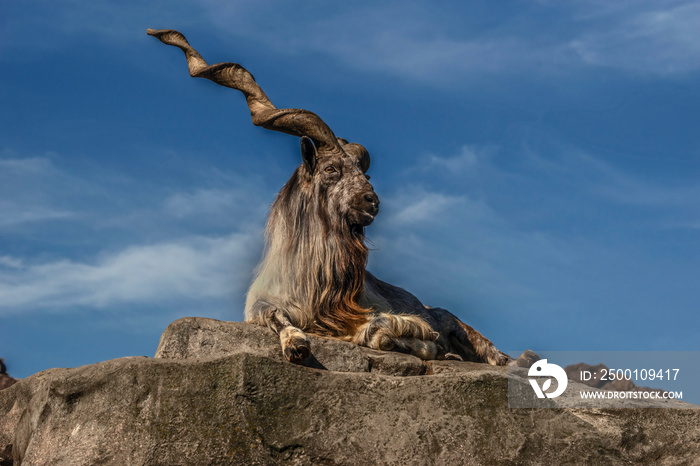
[364,193,379,206]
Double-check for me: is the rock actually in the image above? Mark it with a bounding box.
[155,317,428,376]
[1,318,699,465]
[0,359,18,392]
[511,349,540,368]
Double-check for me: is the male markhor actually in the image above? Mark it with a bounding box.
[148,28,509,366]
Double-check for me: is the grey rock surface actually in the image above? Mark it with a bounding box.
[1,318,699,465]
[156,317,430,376]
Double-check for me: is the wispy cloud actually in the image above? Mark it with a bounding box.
[0,205,74,227]
[383,188,495,228]
[424,145,485,173]
[0,0,199,52]
[0,233,259,315]
[522,143,700,212]
[569,1,700,75]
[6,0,697,88]
[368,138,700,347]
[199,0,700,81]
[163,187,269,224]
[202,2,564,82]
[0,151,269,317]
[0,156,79,227]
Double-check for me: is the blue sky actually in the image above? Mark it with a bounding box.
[1,1,699,379]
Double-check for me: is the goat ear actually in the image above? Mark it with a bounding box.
[300,136,317,174]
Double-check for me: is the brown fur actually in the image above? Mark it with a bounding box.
[262,165,372,337]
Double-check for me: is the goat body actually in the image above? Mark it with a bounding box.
[149,28,509,366]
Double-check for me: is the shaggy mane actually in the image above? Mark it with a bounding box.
[249,167,371,337]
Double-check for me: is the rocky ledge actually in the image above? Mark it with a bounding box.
[1,317,699,465]
[0,360,18,392]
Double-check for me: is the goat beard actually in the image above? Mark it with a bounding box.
[258,171,374,337]
[350,225,366,237]
[310,224,371,337]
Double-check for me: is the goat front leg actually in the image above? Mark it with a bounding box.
[250,300,311,363]
[426,307,510,366]
[353,313,442,360]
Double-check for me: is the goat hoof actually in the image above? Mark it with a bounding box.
[283,337,311,363]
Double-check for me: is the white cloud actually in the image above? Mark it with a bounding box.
[0,157,53,174]
[367,138,700,341]
[368,181,575,330]
[569,2,700,75]
[0,204,74,227]
[198,1,700,81]
[0,257,24,269]
[8,0,698,88]
[0,233,260,314]
[0,151,271,317]
[383,189,494,227]
[426,145,483,173]
[202,3,564,81]
[0,1,196,52]
[163,187,268,222]
[0,156,78,227]
[523,144,700,210]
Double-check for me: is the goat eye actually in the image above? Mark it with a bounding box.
[324,166,336,174]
